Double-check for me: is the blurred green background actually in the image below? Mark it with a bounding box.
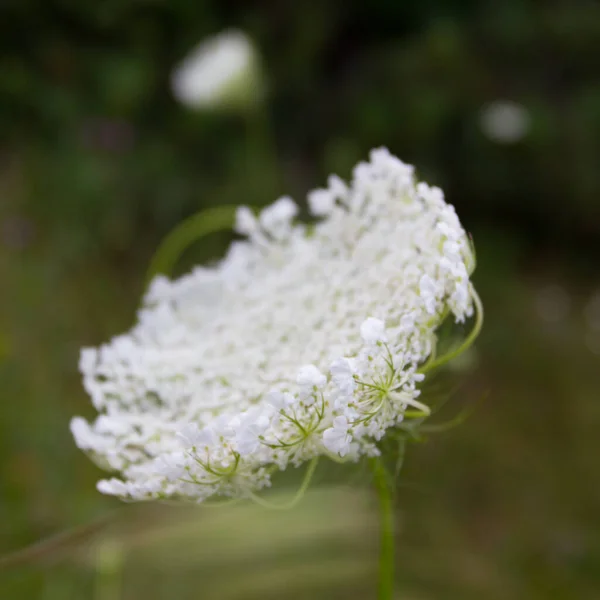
[1,0,600,598]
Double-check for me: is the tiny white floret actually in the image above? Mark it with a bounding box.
[360,317,387,345]
[323,416,352,456]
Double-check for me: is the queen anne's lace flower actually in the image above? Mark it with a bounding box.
[71,148,477,503]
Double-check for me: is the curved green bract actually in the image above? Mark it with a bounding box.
[145,204,241,284]
[419,284,483,375]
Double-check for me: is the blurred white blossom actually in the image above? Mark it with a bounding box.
[71,148,477,503]
[584,331,600,356]
[583,291,600,355]
[480,100,530,144]
[171,29,263,111]
[584,291,600,332]
[1,215,35,251]
[535,284,571,324]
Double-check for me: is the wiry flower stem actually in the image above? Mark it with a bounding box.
[370,456,395,600]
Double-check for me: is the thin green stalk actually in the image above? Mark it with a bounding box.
[147,103,278,286]
[94,538,124,600]
[370,456,395,600]
[0,509,120,571]
[243,97,280,201]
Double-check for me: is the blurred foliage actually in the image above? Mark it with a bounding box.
[1,0,600,598]
[1,489,378,599]
[1,0,600,265]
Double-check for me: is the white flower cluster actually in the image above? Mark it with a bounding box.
[71,148,476,502]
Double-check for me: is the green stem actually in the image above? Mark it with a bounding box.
[243,100,279,201]
[370,457,395,600]
[146,104,278,286]
[94,538,124,600]
[0,510,120,571]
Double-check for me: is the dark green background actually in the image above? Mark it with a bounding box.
[1,1,599,598]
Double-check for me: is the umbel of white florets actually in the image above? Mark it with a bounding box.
[71,148,476,503]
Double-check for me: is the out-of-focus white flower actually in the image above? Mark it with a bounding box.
[583,291,600,355]
[535,284,571,324]
[585,331,600,356]
[584,291,600,332]
[479,100,530,144]
[171,29,263,111]
[72,148,478,503]
[1,215,35,251]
